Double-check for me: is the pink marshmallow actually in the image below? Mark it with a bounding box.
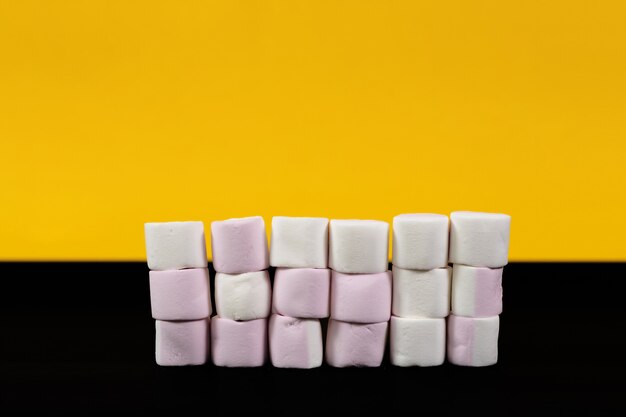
[149,268,211,320]
[268,314,323,369]
[325,319,388,367]
[211,316,267,367]
[272,268,330,319]
[210,216,269,274]
[451,264,503,317]
[447,314,499,367]
[155,318,209,366]
[330,270,392,323]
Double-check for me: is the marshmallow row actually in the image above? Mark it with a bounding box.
[327,220,391,367]
[390,214,450,367]
[211,216,271,367]
[447,211,510,367]
[268,217,329,368]
[145,222,211,366]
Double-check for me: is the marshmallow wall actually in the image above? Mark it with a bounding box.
[145,211,510,368]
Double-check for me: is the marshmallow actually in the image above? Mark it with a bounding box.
[211,216,269,274]
[272,268,330,319]
[325,319,388,367]
[449,211,511,268]
[451,264,503,317]
[268,314,323,369]
[390,316,446,367]
[392,267,450,318]
[215,271,271,321]
[145,222,207,271]
[155,318,209,366]
[330,270,392,323]
[447,314,499,367]
[392,214,449,270]
[270,217,329,268]
[211,317,267,367]
[149,268,212,320]
[329,220,389,274]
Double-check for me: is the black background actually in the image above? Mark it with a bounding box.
[1,262,625,416]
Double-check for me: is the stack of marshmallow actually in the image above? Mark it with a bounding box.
[210,216,271,367]
[325,220,392,367]
[145,222,211,366]
[390,214,450,367]
[447,212,511,367]
[268,217,330,369]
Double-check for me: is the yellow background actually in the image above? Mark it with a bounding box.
[1,1,625,261]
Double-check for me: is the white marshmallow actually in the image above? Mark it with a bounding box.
[329,219,389,274]
[451,264,503,317]
[390,316,446,367]
[145,222,207,271]
[392,266,450,318]
[392,214,449,270]
[447,314,499,367]
[215,271,272,321]
[449,211,511,268]
[270,217,329,268]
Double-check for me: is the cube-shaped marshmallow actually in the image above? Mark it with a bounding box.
[270,216,329,268]
[211,216,269,274]
[392,266,450,318]
[155,318,209,366]
[390,316,445,367]
[449,211,511,268]
[268,314,323,369]
[211,316,267,367]
[145,221,207,271]
[329,220,389,274]
[447,314,499,367]
[392,214,449,270]
[451,264,503,317]
[149,268,211,320]
[325,319,388,367]
[330,270,392,323]
[272,268,330,319]
[215,271,271,321]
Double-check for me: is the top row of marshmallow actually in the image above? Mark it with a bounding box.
[145,212,511,273]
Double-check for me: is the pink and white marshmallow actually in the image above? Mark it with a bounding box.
[330,270,392,323]
[155,318,209,366]
[211,317,267,367]
[215,270,271,321]
[390,316,446,367]
[447,314,499,367]
[272,268,330,319]
[268,314,323,369]
[329,220,389,274]
[449,211,511,268]
[211,216,269,274]
[145,221,207,271]
[149,268,212,320]
[392,214,449,270]
[392,266,450,319]
[325,319,388,367]
[451,264,503,317]
[270,216,329,268]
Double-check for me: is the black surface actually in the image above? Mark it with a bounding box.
[1,262,625,416]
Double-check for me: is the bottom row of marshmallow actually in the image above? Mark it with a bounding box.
[155,315,500,367]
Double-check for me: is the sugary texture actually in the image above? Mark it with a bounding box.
[149,268,212,320]
[392,267,450,318]
[272,268,330,319]
[215,271,271,321]
[329,220,389,274]
[447,314,499,367]
[449,211,511,268]
[390,316,446,367]
[210,216,269,274]
[330,270,392,323]
[155,318,209,366]
[392,214,449,270]
[211,317,267,367]
[451,264,503,317]
[325,319,388,367]
[268,314,323,369]
[145,222,207,271]
[270,217,329,268]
